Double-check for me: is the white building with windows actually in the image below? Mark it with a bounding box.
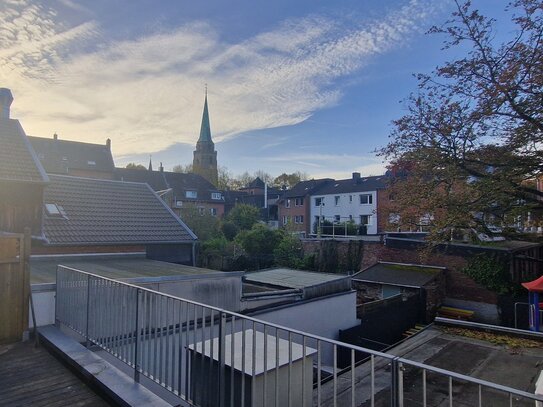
[309,172,387,235]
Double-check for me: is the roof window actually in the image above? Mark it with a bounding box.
[87,160,96,166]
[45,203,67,218]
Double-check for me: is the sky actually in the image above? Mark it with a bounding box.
[0,0,515,180]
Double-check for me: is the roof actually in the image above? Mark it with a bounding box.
[0,119,49,183]
[283,178,333,198]
[313,175,387,195]
[352,262,444,287]
[28,136,115,175]
[42,174,196,246]
[244,268,348,289]
[246,177,265,189]
[30,255,226,284]
[522,275,543,293]
[115,169,223,203]
[198,94,212,143]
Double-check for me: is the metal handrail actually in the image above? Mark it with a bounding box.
[55,265,543,407]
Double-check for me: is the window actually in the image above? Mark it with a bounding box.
[299,215,304,224]
[359,194,373,204]
[295,197,304,206]
[349,214,353,222]
[294,215,304,224]
[334,196,340,206]
[210,208,217,216]
[87,160,96,166]
[62,156,68,161]
[175,200,183,207]
[198,207,205,216]
[334,215,341,223]
[186,190,197,199]
[315,197,324,206]
[285,199,291,208]
[283,216,290,225]
[349,195,353,203]
[45,203,66,218]
[211,192,222,200]
[388,213,401,224]
[360,215,371,225]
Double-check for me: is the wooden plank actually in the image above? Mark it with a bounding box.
[0,235,24,344]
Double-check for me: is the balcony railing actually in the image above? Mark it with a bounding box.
[55,265,543,407]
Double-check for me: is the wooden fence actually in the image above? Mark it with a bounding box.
[0,230,30,344]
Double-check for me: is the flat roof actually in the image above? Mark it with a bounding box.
[244,268,348,289]
[30,254,229,284]
[352,262,443,287]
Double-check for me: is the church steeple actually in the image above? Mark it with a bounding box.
[198,87,212,143]
[148,155,153,171]
[192,87,218,186]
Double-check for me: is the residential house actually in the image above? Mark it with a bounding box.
[0,88,49,236]
[224,177,283,222]
[116,166,225,218]
[278,178,333,236]
[309,172,388,235]
[28,134,115,180]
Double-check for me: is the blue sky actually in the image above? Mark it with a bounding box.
[0,0,513,179]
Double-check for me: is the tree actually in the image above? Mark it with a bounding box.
[274,232,303,267]
[179,206,221,241]
[235,224,283,268]
[227,204,261,230]
[380,0,543,237]
[273,171,309,189]
[172,163,193,173]
[125,163,146,170]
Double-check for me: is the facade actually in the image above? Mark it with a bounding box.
[224,177,283,221]
[192,93,218,186]
[309,172,388,235]
[278,178,333,236]
[28,134,115,180]
[0,88,49,237]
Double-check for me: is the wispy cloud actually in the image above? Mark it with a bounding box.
[0,0,439,157]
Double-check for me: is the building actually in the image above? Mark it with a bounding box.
[33,174,198,263]
[224,177,283,221]
[0,88,49,237]
[192,92,218,186]
[28,134,115,180]
[116,166,225,218]
[278,178,333,236]
[309,172,388,235]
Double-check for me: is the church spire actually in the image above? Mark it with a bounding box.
[198,85,212,143]
[148,155,153,171]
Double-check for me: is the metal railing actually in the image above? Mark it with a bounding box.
[55,265,543,407]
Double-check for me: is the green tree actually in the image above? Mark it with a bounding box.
[180,206,221,241]
[380,0,543,237]
[227,204,261,230]
[274,233,303,267]
[220,220,239,241]
[273,171,309,189]
[235,224,282,268]
[125,163,146,170]
[172,163,193,173]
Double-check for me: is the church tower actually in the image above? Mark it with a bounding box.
[192,90,218,186]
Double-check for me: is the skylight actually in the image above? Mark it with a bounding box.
[87,160,96,166]
[45,203,67,218]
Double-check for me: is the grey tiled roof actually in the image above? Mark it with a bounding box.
[0,119,49,183]
[283,178,333,198]
[43,175,196,245]
[313,175,388,195]
[116,168,169,191]
[28,136,115,175]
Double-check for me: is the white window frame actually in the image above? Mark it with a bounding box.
[186,190,197,199]
[211,192,222,200]
[359,194,373,205]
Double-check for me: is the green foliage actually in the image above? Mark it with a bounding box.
[462,255,515,295]
[227,204,260,231]
[180,206,221,241]
[202,235,229,254]
[125,163,146,170]
[220,221,239,241]
[274,233,303,268]
[235,224,282,268]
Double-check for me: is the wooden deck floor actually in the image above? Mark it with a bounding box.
[0,341,111,407]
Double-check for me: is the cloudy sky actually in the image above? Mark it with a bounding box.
[0,0,511,179]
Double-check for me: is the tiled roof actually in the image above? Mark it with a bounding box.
[0,119,48,183]
[28,136,115,175]
[115,169,222,203]
[43,175,196,245]
[313,175,388,195]
[283,178,333,198]
[116,168,169,191]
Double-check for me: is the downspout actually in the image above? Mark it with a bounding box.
[192,241,197,267]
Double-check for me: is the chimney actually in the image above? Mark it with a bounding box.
[159,162,164,172]
[352,172,361,180]
[106,138,111,149]
[53,133,58,140]
[0,88,14,119]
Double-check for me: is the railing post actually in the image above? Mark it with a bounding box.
[391,357,404,407]
[134,288,141,382]
[55,267,60,327]
[218,311,227,407]
[86,274,91,348]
